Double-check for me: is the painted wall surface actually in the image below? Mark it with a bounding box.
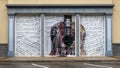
[8,0,112,4]
[112,0,120,43]
[0,0,8,44]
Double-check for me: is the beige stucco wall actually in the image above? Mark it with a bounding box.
[112,0,120,43]
[8,0,112,4]
[1,0,120,44]
[0,0,8,44]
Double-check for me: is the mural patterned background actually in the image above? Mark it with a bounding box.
[15,15,41,56]
[80,15,105,56]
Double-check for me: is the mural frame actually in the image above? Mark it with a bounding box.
[7,4,113,57]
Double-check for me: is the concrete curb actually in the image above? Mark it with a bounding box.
[0,57,120,62]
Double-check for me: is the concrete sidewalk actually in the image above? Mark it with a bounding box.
[0,56,120,62]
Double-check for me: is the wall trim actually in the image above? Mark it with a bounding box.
[112,43,120,45]
[0,44,8,45]
[6,4,114,8]
[6,4,113,14]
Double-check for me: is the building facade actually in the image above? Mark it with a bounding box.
[0,0,120,57]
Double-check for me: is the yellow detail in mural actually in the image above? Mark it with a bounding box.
[80,24,86,55]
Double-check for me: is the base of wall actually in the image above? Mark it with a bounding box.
[0,44,8,57]
[105,51,113,56]
[8,51,14,57]
[113,44,120,56]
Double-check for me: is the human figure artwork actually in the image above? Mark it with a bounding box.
[49,16,75,56]
[49,16,87,56]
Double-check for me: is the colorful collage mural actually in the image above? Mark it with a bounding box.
[44,15,76,56]
[15,14,105,57]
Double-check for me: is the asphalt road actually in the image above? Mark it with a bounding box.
[0,61,120,68]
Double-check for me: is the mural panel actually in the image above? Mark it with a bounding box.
[44,15,76,56]
[80,15,105,56]
[15,15,41,56]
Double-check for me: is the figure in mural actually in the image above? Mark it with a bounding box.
[62,18,75,56]
[80,24,86,55]
[50,23,65,56]
[49,15,86,56]
[49,15,75,56]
